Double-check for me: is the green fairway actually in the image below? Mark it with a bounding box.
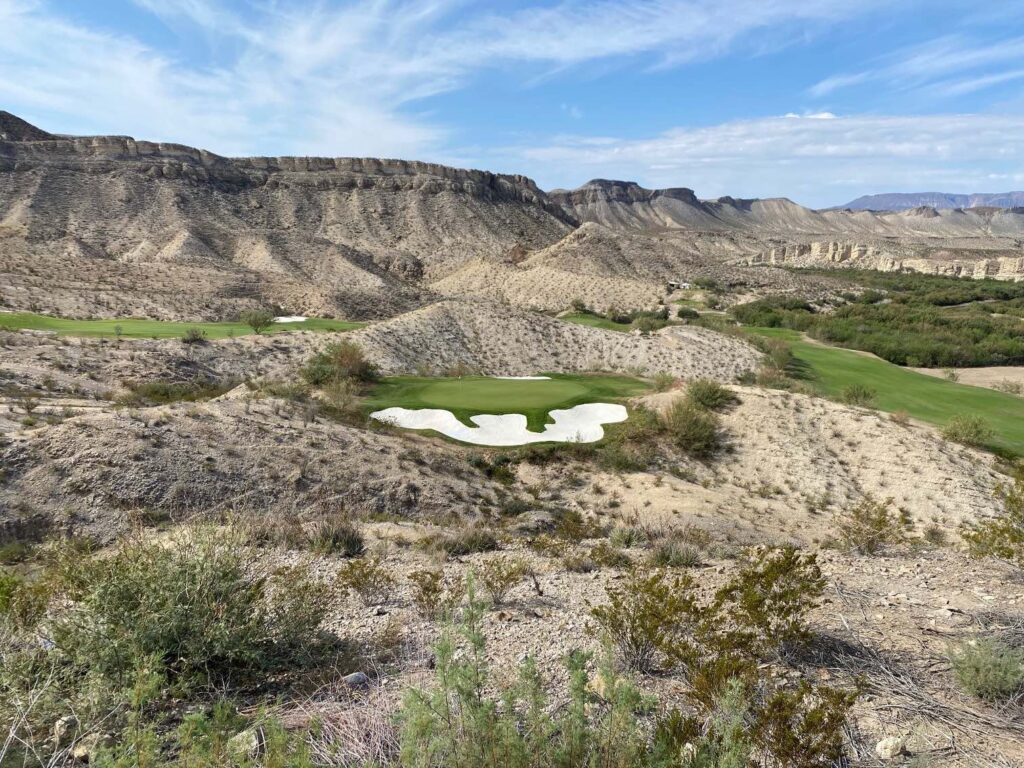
[752,328,1024,456]
[0,312,365,339]
[560,313,633,332]
[364,373,649,431]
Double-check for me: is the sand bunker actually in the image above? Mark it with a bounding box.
[273,315,307,323]
[493,375,552,380]
[370,402,627,446]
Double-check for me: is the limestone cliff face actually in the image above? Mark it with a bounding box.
[0,113,573,319]
[747,241,1024,281]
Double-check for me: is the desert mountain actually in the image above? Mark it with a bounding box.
[841,191,1024,211]
[0,113,572,319]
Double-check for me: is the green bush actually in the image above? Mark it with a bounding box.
[590,569,698,673]
[942,415,995,447]
[962,470,1024,568]
[661,400,724,459]
[337,555,395,605]
[840,383,875,407]
[950,638,1024,702]
[301,341,378,386]
[649,540,702,568]
[240,309,275,334]
[835,495,906,555]
[685,379,739,411]
[421,526,500,557]
[49,527,332,691]
[676,306,700,320]
[400,587,661,768]
[180,327,208,345]
[477,555,528,606]
[408,568,464,619]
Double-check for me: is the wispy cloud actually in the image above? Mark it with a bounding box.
[0,0,881,158]
[500,113,1024,206]
[809,34,1024,99]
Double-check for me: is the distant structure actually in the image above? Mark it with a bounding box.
[666,280,692,291]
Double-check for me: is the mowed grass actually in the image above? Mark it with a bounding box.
[0,311,365,339]
[364,373,649,431]
[752,327,1024,456]
[560,313,634,332]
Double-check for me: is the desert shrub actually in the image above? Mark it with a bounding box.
[649,540,702,568]
[588,542,632,569]
[609,526,647,548]
[942,414,994,447]
[711,547,825,659]
[553,509,607,540]
[468,453,518,484]
[652,371,676,392]
[0,540,34,565]
[301,341,378,386]
[949,638,1024,702]
[962,470,1024,568]
[408,568,464,620]
[840,383,875,407]
[477,555,528,606]
[590,569,698,673]
[423,526,500,558]
[308,517,365,557]
[750,681,857,768]
[337,555,395,605]
[40,527,332,693]
[686,379,739,411]
[121,378,235,405]
[890,409,911,426]
[180,327,208,345]
[661,400,723,459]
[835,495,906,555]
[240,309,275,334]
[400,588,660,768]
[676,306,700,320]
[631,315,668,333]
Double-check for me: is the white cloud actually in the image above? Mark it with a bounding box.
[0,0,883,158]
[809,34,1024,100]
[501,113,1024,207]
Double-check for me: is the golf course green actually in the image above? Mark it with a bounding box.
[364,373,649,431]
[0,312,365,339]
[753,328,1024,456]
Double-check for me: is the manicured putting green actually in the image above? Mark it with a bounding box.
[0,312,365,339]
[752,328,1024,456]
[365,373,649,432]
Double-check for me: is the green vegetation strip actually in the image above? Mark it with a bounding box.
[364,373,649,431]
[0,312,365,339]
[752,328,1024,456]
[560,313,634,332]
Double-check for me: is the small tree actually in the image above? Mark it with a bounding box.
[302,341,378,386]
[240,309,275,335]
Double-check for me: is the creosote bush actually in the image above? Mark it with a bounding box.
[835,494,906,555]
[301,340,378,386]
[840,383,875,407]
[477,555,528,606]
[685,379,739,411]
[962,469,1024,568]
[337,555,396,605]
[942,414,994,447]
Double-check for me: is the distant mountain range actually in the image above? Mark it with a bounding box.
[838,191,1024,211]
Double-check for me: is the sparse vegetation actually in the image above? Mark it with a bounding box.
[835,495,906,555]
[685,378,739,411]
[337,555,396,605]
[963,470,1024,569]
[661,399,724,459]
[240,309,276,334]
[477,555,528,606]
[950,638,1024,703]
[942,414,994,448]
[840,383,875,407]
[302,340,379,386]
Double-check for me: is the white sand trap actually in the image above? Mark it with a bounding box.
[493,375,552,380]
[273,315,307,323]
[370,402,627,446]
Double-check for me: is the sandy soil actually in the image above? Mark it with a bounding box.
[912,365,1024,393]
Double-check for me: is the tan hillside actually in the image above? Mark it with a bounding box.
[347,299,762,379]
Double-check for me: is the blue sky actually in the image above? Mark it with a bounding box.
[1,1,1023,206]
